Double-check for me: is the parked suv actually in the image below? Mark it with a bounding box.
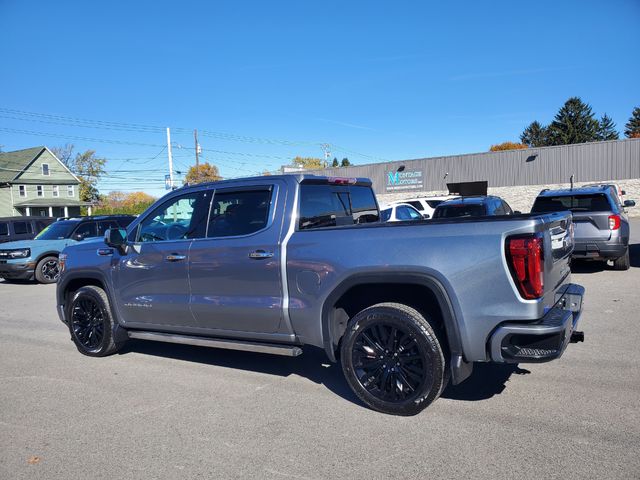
[432,195,515,219]
[0,216,54,244]
[0,215,135,283]
[531,185,635,270]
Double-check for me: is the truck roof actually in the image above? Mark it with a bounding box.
[179,174,373,190]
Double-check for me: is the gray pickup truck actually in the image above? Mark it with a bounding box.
[56,175,585,415]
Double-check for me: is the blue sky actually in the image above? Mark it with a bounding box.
[1,0,638,197]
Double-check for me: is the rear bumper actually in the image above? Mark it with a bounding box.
[0,261,35,280]
[489,284,585,363]
[572,240,627,259]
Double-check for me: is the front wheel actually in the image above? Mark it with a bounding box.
[35,255,60,283]
[68,286,122,357]
[612,248,630,271]
[340,302,445,416]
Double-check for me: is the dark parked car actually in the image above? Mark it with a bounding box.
[0,216,54,244]
[432,195,515,219]
[0,215,136,283]
[531,185,635,270]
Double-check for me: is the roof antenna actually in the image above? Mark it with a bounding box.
[570,174,574,190]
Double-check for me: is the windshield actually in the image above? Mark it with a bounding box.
[532,194,612,213]
[433,203,485,218]
[35,221,77,240]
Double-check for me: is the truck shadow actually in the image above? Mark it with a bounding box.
[441,363,530,401]
[630,243,640,268]
[120,340,530,406]
[119,341,363,406]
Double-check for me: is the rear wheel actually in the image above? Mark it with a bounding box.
[340,302,445,416]
[68,286,122,357]
[35,256,60,283]
[612,247,630,271]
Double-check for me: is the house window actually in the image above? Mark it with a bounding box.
[37,185,44,197]
[42,164,50,176]
[19,185,27,197]
[52,185,59,197]
[67,185,75,197]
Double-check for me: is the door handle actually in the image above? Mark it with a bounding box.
[165,254,187,262]
[248,250,274,259]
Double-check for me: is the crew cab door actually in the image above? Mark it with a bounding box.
[113,190,211,328]
[189,183,284,333]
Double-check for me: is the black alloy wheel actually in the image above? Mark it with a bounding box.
[340,303,445,416]
[67,286,122,356]
[71,297,105,351]
[352,323,427,402]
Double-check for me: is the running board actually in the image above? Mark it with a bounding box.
[127,331,303,357]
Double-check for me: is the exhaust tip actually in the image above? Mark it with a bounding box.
[570,331,584,343]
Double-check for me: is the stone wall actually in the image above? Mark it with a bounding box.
[376,178,640,217]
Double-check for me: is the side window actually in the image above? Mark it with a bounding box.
[395,206,411,220]
[493,200,505,215]
[407,201,424,211]
[380,209,392,222]
[35,220,49,232]
[73,222,97,239]
[13,221,30,235]
[407,207,422,220]
[207,189,272,238]
[97,221,119,236]
[350,185,379,224]
[299,184,351,230]
[0,222,10,236]
[502,201,513,215]
[137,191,211,243]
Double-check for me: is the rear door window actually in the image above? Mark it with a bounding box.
[0,223,8,236]
[207,189,272,238]
[532,194,612,213]
[407,201,424,211]
[12,221,32,235]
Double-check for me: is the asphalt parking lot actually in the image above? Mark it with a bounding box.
[1,221,639,480]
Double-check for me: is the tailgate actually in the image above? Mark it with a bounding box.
[571,211,612,243]
[542,213,573,305]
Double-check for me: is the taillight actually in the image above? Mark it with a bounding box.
[608,214,620,230]
[506,235,544,300]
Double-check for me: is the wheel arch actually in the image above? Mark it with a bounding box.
[321,272,472,385]
[57,272,128,344]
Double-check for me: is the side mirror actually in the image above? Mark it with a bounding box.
[422,213,430,219]
[73,233,84,241]
[105,228,127,252]
[623,200,636,208]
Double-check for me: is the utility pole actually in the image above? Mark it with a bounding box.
[194,129,200,167]
[166,127,174,189]
[321,143,331,168]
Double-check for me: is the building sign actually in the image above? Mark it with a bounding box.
[386,170,424,191]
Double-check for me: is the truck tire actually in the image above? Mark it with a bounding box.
[340,302,445,416]
[612,247,630,271]
[67,286,123,357]
[35,255,60,284]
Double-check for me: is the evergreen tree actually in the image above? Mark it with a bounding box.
[624,107,640,138]
[331,157,339,167]
[340,157,351,167]
[520,121,549,147]
[597,114,619,141]
[546,97,599,145]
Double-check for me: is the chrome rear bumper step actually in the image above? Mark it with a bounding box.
[127,331,303,357]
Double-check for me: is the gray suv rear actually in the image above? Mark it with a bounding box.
[531,185,635,270]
